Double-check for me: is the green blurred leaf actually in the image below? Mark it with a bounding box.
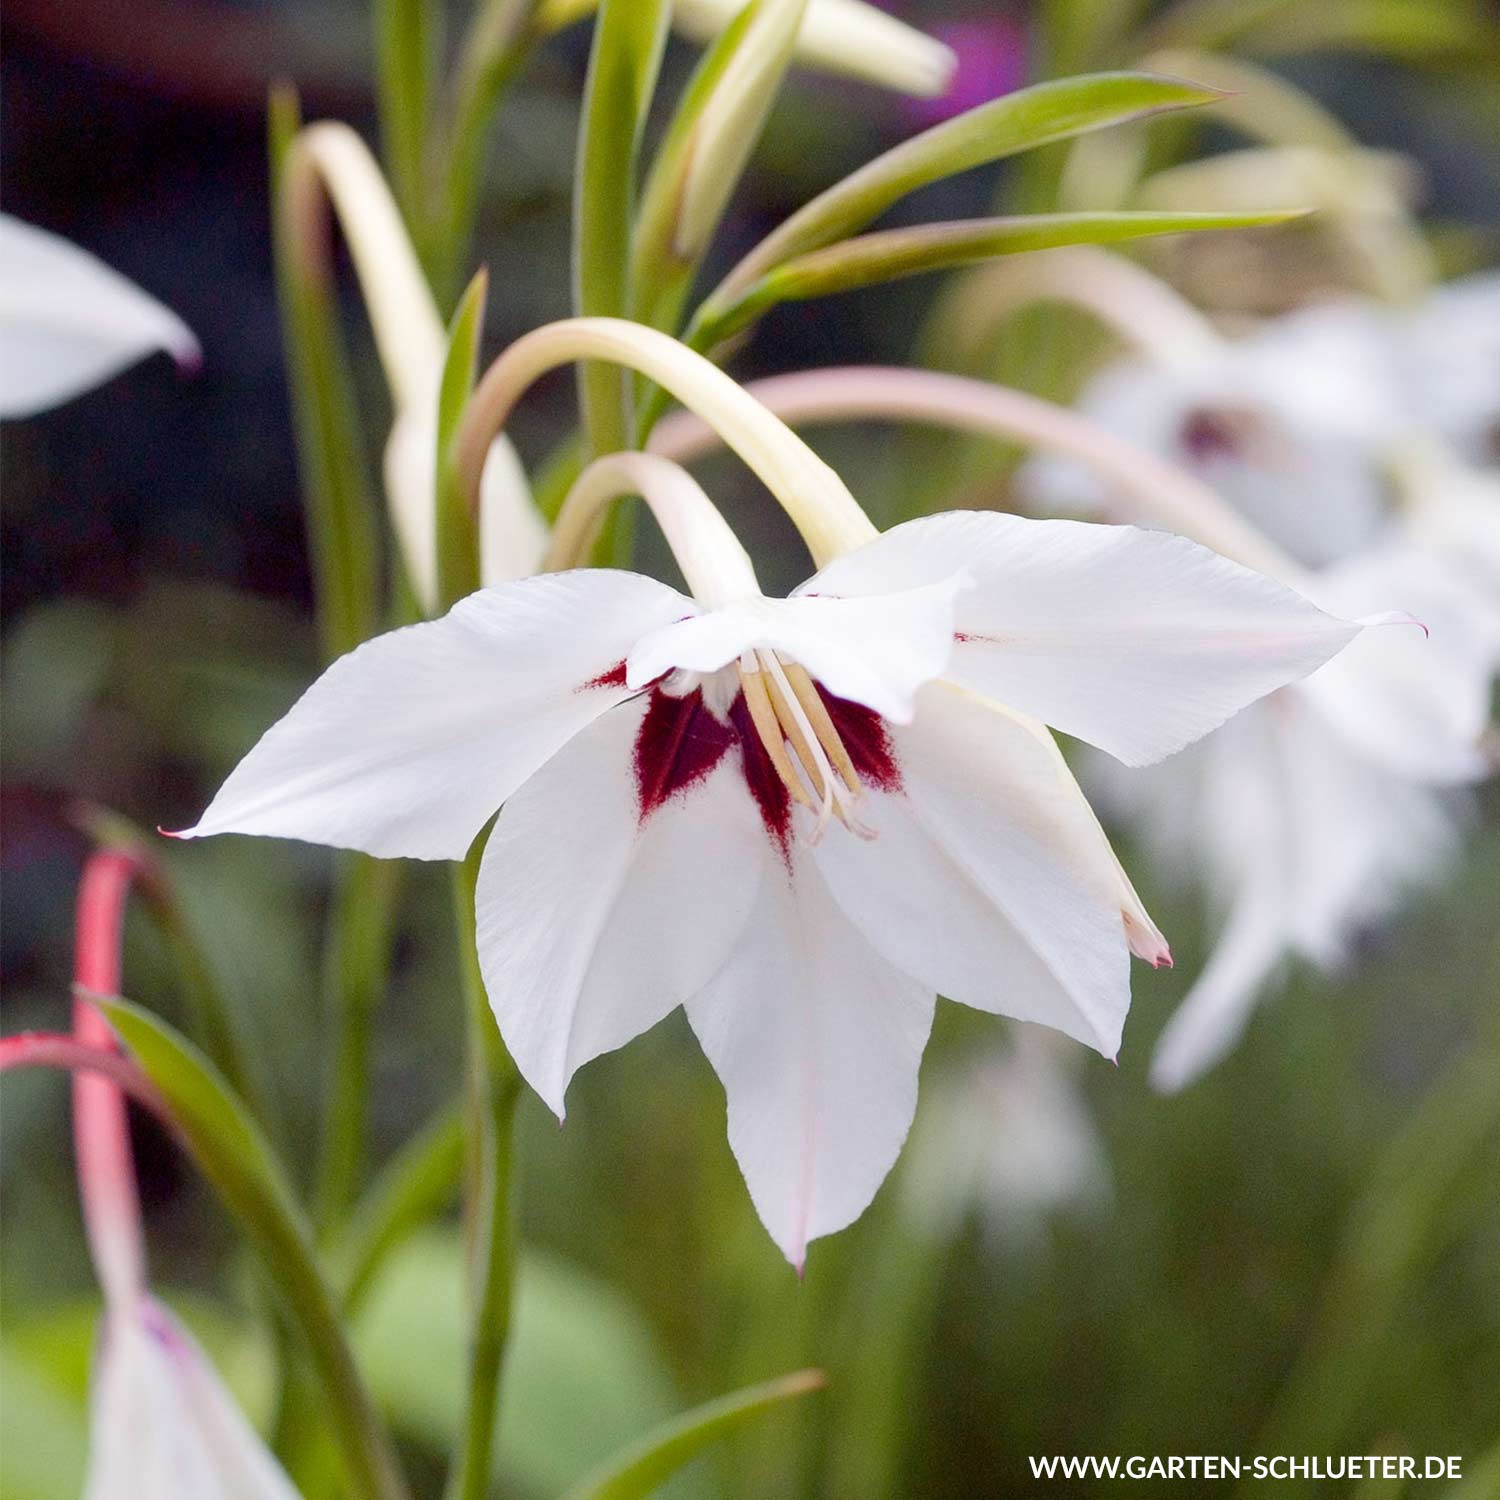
[703,72,1228,308]
[373,0,438,235]
[1144,0,1492,56]
[573,0,671,462]
[101,999,408,1500]
[434,269,488,610]
[0,1344,87,1500]
[354,1228,697,1497]
[269,86,384,664]
[703,209,1304,344]
[563,1368,826,1500]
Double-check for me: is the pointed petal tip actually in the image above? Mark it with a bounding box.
[1361,609,1429,638]
[156,824,187,841]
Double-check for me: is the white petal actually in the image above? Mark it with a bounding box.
[0,215,198,418]
[807,510,1360,764]
[477,695,766,1116]
[1149,872,1287,1094]
[176,571,692,859]
[685,855,934,1267]
[86,1296,298,1500]
[811,683,1134,1057]
[627,580,963,723]
[1300,547,1497,784]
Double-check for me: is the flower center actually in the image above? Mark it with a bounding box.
[735,650,873,843]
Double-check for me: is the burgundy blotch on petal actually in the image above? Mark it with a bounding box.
[818,687,902,792]
[634,689,736,820]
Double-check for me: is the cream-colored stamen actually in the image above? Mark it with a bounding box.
[781,660,861,796]
[737,654,813,811]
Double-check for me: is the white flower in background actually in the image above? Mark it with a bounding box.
[174,449,1363,1263]
[1395,271,1500,468]
[1019,298,1500,1091]
[1022,300,1404,568]
[85,1294,300,1500]
[903,1026,1109,1247]
[0,213,199,418]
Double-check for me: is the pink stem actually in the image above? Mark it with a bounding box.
[0,1030,166,1117]
[649,366,1299,582]
[71,850,147,1305]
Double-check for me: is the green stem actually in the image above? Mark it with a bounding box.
[314,853,403,1234]
[1241,1034,1500,1491]
[444,841,523,1500]
[373,0,440,240]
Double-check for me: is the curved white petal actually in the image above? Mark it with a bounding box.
[627,580,963,723]
[176,571,692,859]
[811,683,1134,1056]
[384,403,546,614]
[1148,873,1287,1094]
[0,214,199,418]
[86,1295,298,1500]
[807,510,1359,765]
[685,855,934,1267]
[1300,548,1497,784]
[477,695,766,1116]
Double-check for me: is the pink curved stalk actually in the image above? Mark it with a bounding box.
[650,365,1297,580]
[0,1029,166,1117]
[72,849,148,1304]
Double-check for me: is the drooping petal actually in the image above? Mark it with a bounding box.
[627,580,964,723]
[0,214,199,418]
[175,571,692,859]
[685,856,935,1268]
[86,1295,299,1500]
[476,694,766,1117]
[806,510,1360,765]
[1299,547,1498,784]
[811,683,1134,1056]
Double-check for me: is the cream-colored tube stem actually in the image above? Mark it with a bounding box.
[458,317,878,566]
[547,452,760,606]
[285,122,444,411]
[651,365,1301,580]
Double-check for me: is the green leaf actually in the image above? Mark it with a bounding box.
[1144,0,1492,57]
[573,0,671,460]
[101,999,409,1500]
[268,85,383,664]
[354,1229,694,1497]
[331,1099,465,1313]
[563,1369,827,1500]
[702,72,1228,310]
[373,0,438,237]
[631,0,808,334]
[0,1343,86,1500]
[434,269,488,610]
[698,209,1305,346]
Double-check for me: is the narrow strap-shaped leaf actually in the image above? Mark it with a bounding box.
[269,86,382,663]
[373,0,439,238]
[332,1099,465,1313]
[703,71,1227,307]
[563,1369,826,1500]
[694,208,1305,346]
[101,999,411,1500]
[573,0,671,461]
[436,270,489,609]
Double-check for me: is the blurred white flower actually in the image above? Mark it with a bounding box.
[0,213,199,418]
[1395,271,1500,468]
[86,1294,299,1500]
[1021,294,1500,1090]
[904,1026,1109,1246]
[174,494,1359,1264]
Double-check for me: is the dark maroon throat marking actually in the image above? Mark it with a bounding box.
[817,686,900,791]
[634,688,735,820]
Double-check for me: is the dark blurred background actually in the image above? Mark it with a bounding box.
[3,3,1499,1497]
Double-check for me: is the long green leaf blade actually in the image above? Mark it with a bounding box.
[706,71,1228,306]
[435,269,489,609]
[101,999,409,1500]
[703,209,1306,345]
[563,1369,826,1500]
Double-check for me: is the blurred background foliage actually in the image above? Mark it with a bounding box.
[2,1,1499,1496]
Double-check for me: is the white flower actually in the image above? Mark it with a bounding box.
[1395,271,1500,468]
[1105,543,1498,1092]
[1022,301,1404,568]
[902,1026,1109,1246]
[174,507,1359,1264]
[0,213,198,418]
[85,1291,299,1500]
